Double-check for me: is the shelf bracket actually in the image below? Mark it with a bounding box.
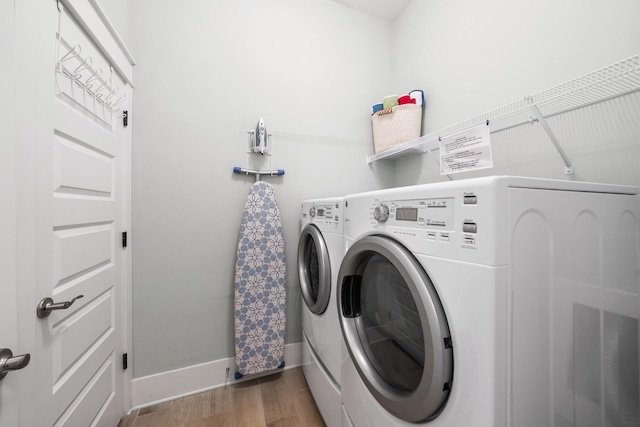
[422,142,453,181]
[528,101,574,175]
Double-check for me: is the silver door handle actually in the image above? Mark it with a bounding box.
[36,295,84,318]
[0,348,31,381]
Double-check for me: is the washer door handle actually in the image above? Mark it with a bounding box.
[341,275,362,318]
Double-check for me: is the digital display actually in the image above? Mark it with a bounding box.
[317,208,325,216]
[379,197,453,229]
[396,207,418,221]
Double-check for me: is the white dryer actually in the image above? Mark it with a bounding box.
[338,176,639,427]
[298,197,344,427]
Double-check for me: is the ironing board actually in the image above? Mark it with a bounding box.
[234,181,286,378]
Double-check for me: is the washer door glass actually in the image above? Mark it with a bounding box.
[360,253,425,391]
[297,224,331,314]
[338,235,453,423]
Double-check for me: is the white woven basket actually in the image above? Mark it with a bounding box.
[371,104,422,153]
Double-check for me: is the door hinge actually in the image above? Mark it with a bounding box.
[122,353,128,370]
[122,231,127,248]
[123,110,128,127]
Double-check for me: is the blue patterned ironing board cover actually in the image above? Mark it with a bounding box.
[234,181,286,378]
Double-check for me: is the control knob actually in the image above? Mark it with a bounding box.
[309,206,317,218]
[373,203,390,223]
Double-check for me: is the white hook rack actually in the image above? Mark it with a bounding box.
[56,43,125,114]
[55,2,124,118]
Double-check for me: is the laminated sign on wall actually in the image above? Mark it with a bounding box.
[439,123,493,175]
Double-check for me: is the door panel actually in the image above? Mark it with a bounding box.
[51,332,115,419]
[53,223,114,286]
[53,134,114,196]
[53,292,113,379]
[55,357,115,427]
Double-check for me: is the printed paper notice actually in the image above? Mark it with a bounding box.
[440,124,493,175]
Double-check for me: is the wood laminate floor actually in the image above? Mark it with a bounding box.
[118,368,326,427]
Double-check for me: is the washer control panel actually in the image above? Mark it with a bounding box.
[371,197,455,231]
[368,194,481,251]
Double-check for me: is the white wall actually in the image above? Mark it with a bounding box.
[391,0,640,187]
[130,0,393,378]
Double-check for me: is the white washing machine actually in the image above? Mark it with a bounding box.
[338,176,639,427]
[298,197,344,427]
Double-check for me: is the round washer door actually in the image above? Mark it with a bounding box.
[297,224,331,315]
[338,235,453,423]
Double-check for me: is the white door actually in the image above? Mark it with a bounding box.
[9,0,132,425]
[44,86,126,425]
[0,0,21,424]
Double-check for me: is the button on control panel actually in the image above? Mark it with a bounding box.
[464,195,477,204]
[463,222,477,233]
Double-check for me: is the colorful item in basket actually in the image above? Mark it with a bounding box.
[371,103,384,114]
[398,94,416,105]
[409,90,424,106]
[382,95,399,110]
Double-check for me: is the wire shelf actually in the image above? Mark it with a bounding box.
[367,54,640,164]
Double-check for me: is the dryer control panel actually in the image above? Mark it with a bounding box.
[312,203,339,223]
[302,201,343,232]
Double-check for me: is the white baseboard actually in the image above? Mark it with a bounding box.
[130,342,302,410]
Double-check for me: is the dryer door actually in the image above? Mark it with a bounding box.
[298,224,331,314]
[338,235,453,423]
